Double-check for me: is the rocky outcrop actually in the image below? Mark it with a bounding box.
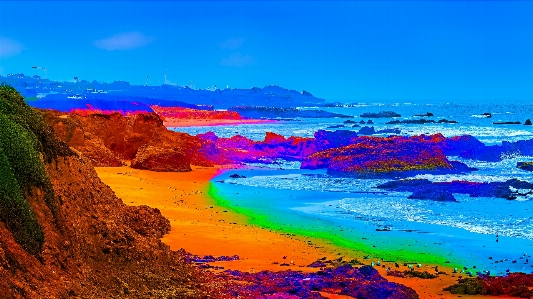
[444,135,533,162]
[377,178,533,201]
[223,265,419,299]
[525,119,532,125]
[131,145,192,172]
[360,111,401,118]
[43,110,205,168]
[444,273,533,297]
[301,134,469,176]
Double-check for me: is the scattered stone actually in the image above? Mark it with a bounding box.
[414,112,434,117]
[229,174,247,178]
[517,162,533,172]
[327,125,345,129]
[437,119,458,124]
[493,121,521,125]
[360,111,401,118]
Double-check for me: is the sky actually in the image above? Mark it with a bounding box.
[0,1,532,103]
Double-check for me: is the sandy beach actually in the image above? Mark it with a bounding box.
[163,118,275,128]
[95,166,485,299]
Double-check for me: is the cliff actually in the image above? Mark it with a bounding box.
[0,85,209,298]
[42,110,210,169]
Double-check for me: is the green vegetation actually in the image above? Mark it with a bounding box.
[0,84,73,256]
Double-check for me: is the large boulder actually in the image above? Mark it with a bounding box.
[301,135,459,176]
[131,145,192,172]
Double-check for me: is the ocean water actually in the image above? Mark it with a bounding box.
[172,102,533,144]
[174,102,533,275]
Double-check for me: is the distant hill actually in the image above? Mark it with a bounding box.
[1,74,325,110]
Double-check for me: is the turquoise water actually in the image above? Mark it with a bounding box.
[174,102,533,275]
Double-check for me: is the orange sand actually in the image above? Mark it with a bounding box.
[95,166,492,299]
[163,118,274,127]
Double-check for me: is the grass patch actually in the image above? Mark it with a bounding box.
[0,84,74,256]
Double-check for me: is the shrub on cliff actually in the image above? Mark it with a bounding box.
[0,84,73,256]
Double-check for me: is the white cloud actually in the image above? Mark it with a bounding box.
[0,37,25,58]
[93,31,155,51]
[220,37,244,50]
[220,54,257,67]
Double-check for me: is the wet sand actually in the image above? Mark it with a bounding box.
[163,118,274,127]
[95,166,487,299]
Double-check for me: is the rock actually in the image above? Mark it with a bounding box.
[525,119,532,125]
[44,110,211,166]
[414,112,434,117]
[360,111,401,118]
[378,178,533,201]
[263,132,286,144]
[482,113,492,118]
[437,119,458,124]
[386,119,435,124]
[408,185,457,202]
[222,264,419,299]
[343,120,357,124]
[376,128,401,135]
[517,162,533,171]
[124,205,171,238]
[314,130,359,148]
[327,125,345,129]
[367,120,374,124]
[357,126,376,135]
[444,273,533,296]
[301,134,460,176]
[493,121,521,125]
[131,145,191,172]
[229,174,247,178]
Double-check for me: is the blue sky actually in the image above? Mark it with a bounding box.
[0,1,532,102]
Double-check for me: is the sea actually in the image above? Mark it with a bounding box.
[171,102,533,275]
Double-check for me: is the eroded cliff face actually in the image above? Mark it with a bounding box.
[0,87,208,298]
[42,110,207,170]
[1,156,207,299]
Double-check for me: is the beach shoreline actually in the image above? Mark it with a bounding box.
[163,118,275,127]
[94,165,486,299]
